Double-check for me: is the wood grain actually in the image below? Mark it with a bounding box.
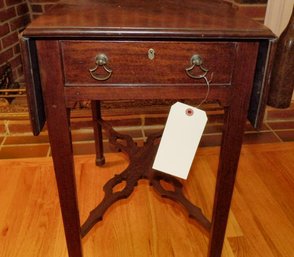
[0,142,293,257]
[36,40,83,257]
[22,0,273,39]
[61,41,235,85]
[208,42,259,257]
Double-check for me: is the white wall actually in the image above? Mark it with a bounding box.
[265,0,294,36]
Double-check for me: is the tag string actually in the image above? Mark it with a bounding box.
[196,73,213,108]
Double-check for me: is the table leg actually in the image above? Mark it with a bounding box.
[207,42,259,257]
[208,106,246,257]
[91,100,105,166]
[36,40,83,257]
[47,108,83,257]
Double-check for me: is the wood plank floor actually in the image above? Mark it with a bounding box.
[0,142,293,257]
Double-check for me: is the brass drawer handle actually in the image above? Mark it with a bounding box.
[185,54,208,79]
[89,54,112,81]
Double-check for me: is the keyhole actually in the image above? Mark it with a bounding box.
[148,48,155,60]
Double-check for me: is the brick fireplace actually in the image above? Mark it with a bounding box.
[0,0,30,81]
[0,0,60,80]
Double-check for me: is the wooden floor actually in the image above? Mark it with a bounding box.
[0,142,293,257]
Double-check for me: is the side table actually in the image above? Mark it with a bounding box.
[20,1,276,256]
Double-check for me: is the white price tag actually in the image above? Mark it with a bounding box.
[152,102,207,179]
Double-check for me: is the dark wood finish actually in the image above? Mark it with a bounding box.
[268,8,294,108]
[19,37,45,136]
[23,0,273,39]
[20,1,275,257]
[91,100,105,166]
[36,40,83,257]
[61,41,235,86]
[81,119,210,238]
[22,0,275,128]
[64,86,232,108]
[248,39,277,128]
[209,42,259,257]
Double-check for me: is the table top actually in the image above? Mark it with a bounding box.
[23,0,274,39]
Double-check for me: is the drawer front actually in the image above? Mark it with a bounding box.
[61,41,236,86]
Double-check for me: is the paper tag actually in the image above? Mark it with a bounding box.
[152,102,207,179]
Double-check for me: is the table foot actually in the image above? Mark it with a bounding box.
[95,156,105,166]
[81,120,210,238]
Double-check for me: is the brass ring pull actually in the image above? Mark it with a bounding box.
[185,54,208,79]
[89,54,112,81]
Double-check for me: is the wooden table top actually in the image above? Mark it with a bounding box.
[23,0,274,39]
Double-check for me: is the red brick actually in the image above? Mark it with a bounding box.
[0,7,16,22]
[0,47,14,63]
[13,43,20,54]
[199,134,223,147]
[17,3,29,16]
[9,14,30,31]
[0,65,5,75]
[1,31,18,49]
[32,14,42,19]
[9,54,22,69]
[5,0,22,6]
[0,144,49,158]
[275,131,294,142]
[31,4,43,13]
[0,0,4,8]
[4,134,49,145]
[242,132,280,144]
[44,4,55,12]
[72,142,96,155]
[12,68,18,80]
[7,120,32,134]
[0,23,10,37]
[0,121,6,134]
[267,108,294,121]
[30,0,59,3]
[16,65,23,78]
[267,121,294,130]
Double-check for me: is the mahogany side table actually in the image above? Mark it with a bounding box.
[20,1,275,257]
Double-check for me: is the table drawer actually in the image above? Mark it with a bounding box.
[61,41,236,86]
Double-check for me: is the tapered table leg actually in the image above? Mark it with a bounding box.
[37,40,83,257]
[207,42,259,257]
